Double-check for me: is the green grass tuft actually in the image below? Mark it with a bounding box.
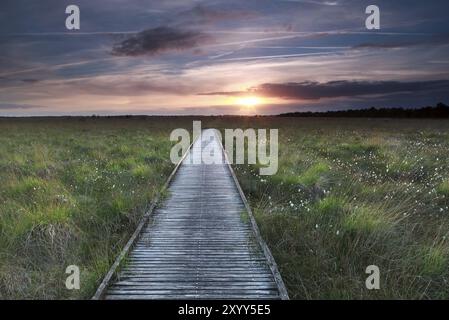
[437,180,449,196]
[421,246,448,275]
[297,162,330,187]
[342,205,390,233]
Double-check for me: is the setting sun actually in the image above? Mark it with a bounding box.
[235,96,262,108]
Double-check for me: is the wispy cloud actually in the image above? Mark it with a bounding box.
[0,57,123,77]
[353,34,449,49]
[0,103,45,110]
[280,0,339,6]
[175,4,257,25]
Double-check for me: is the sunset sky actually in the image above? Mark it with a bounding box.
[1,0,449,116]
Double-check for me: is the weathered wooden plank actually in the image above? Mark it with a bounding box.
[107,289,279,295]
[116,277,275,282]
[105,294,280,300]
[128,253,263,257]
[115,279,275,284]
[119,271,272,275]
[110,284,278,289]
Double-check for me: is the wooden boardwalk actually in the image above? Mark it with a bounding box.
[94,129,288,300]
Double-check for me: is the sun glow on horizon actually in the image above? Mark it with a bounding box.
[235,96,263,108]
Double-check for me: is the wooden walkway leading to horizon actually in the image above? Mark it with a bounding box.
[94,129,288,300]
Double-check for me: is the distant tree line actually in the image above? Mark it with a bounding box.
[278,103,449,118]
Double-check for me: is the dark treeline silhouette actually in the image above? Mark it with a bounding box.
[279,103,449,118]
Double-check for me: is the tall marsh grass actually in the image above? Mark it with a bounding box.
[0,117,191,299]
[228,118,449,299]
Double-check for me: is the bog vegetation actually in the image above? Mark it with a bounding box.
[0,117,448,299]
[227,118,449,299]
[0,117,190,298]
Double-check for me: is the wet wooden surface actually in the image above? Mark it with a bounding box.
[105,129,284,299]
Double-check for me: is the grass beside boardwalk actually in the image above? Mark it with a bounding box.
[226,118,449,299]
[0,117,192,299]
[1,116,448,299]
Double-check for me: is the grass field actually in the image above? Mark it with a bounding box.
[0,117,448,299]
[227,118,449,299]
[0,117,186,299]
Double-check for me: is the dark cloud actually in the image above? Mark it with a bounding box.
[112,27,210,57]
[21,79,40,83]
[200,80,449,100]
[110,5,255,57]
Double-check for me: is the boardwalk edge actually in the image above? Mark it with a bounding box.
[214,129,290,300]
